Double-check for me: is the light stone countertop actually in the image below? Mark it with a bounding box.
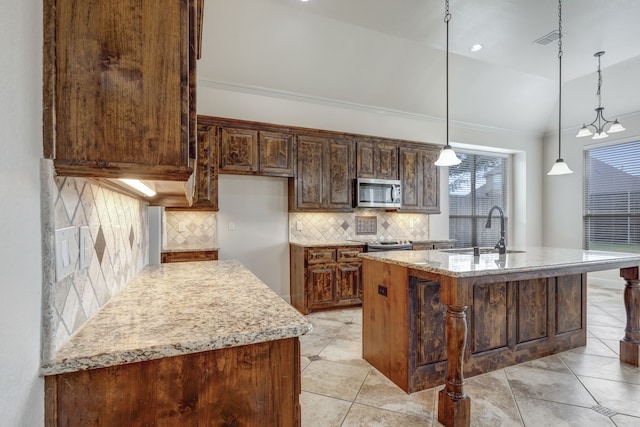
[162,245,219,252]
[359,246,640,278]
[289,240,366,247]
[41,260,312,376]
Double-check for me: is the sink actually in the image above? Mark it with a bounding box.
[440,247,526,255]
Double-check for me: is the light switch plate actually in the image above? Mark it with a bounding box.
[55,226,78,282]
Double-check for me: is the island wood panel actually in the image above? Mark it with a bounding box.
[362,259,411,390]
[364,262,589,393]
[45,338,301,427]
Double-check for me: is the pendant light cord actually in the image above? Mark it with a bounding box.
[557,0,563,159]
[445,0,451,149]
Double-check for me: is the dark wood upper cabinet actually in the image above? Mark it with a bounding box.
[399,144,440,213]
[219,127,259,173]
[44,0,195,181]
[291,135,354,211]
[259,131,295,176]
[190,124,218,210]
[356,140,398,180]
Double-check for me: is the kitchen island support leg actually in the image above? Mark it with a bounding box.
[438,305,470,427]
[620,267,640,366]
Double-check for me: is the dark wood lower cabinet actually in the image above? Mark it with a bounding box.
[45,338,301,427]
[161,249,218,263]
[290,244,364,314]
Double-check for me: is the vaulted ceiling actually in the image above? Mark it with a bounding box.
[199,0,640,135]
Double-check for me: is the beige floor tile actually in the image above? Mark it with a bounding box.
[505,358,597,407]
[588,324,628,341]
[462,370,522,426]
[335,322,363,340]
[300,332,335,357]
[600,338,621,355]
[308,307,361,323]
[319,337,370,367]
[560,352,640,385]
[302,359,370,401]
[578,376,640,418]
[570,336,618,358]
[516,397,614,427]
[588,312,626,327]
[305,316,349,336]
[340,403,430,427]
[300,391,351,427]
[610,413,640,426]
[354,368,436,420]
[301,355,311,371]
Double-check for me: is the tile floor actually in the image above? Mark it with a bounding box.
[299,278,640,426]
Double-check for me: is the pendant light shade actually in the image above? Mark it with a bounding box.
[547,0,573,176]
[435,0,461,167]
[435,145,461,166]
[547,158,573,176]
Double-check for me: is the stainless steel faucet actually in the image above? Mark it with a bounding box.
[485,205,506,254]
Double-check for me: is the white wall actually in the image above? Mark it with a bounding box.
[216,175,291,299]
[0,0,44,425]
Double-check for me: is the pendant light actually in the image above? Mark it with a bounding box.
[435,0,461,167]
[548,0,573,176]
[575,51,626,139]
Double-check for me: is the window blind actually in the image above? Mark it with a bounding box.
[449,152,509,248]
[584,140,640,253]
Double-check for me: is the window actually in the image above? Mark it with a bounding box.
[449,152,509,248]
[584,141,640,253]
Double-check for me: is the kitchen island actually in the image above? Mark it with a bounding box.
[359,247,640,427]
[42,260,312,427]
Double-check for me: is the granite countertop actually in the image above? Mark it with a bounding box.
[289,240,367,247]
[359,246,640,278]
[41,260,312,376]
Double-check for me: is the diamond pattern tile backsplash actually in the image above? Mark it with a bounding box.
[163,211,216,249]
[289,211,429,242]
[41,161,148,362]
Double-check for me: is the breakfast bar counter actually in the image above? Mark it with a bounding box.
[43,260,312,426]
[359,247,640,427]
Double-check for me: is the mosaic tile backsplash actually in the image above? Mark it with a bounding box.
[41,161,148,362]
[289,210,429,242]
[163,210,217,249]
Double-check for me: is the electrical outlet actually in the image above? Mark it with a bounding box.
[296,221,303,231]
[178,221,186,232]
[409,218,415,229]
[229,222,236,231]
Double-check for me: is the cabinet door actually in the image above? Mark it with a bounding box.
[419,147,440,213]
[376,142,399,180]
[190,124,218,209]
[259,131,295,176]
[219,127,259,173]
[356,140,398,180]
[294,136,325,210]
[324,139,355,210]
[399,145,440,213]
[307,264,337,310]
[45,0,192,180]
[399,146,421,211]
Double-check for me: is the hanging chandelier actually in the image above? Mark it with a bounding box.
[434,0,461,167]
[575,51,626,140]
[548,0,573,175]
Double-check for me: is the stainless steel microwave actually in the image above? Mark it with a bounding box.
[355,178,402,208]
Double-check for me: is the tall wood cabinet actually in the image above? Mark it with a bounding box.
[290,244,364,314]
[44,0,197,181]
[398,144,440,213]
[290,135,354,211]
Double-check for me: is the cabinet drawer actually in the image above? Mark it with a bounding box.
[337,247,364,262]
[307,248,336,264]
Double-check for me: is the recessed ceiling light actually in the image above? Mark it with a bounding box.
[470,44,484,52]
